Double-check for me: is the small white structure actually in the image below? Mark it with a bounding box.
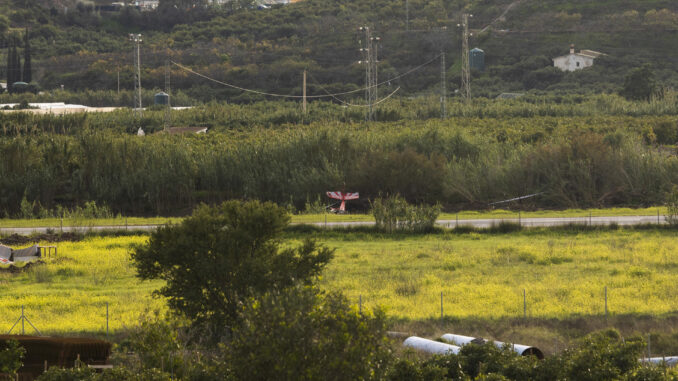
[553,45,604,72]
[134,0,158,9]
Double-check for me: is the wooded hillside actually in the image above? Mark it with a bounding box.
[1,0,678,102]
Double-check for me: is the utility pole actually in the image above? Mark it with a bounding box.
[129,34,143,118]
[440,51,446,119]
[460,13,471,102]
[359,26,379,121]
[302,69,307,114]
[164,55,171,132]
[405,0,409,31]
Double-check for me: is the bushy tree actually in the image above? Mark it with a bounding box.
[222,287,392,381]
[621,65,656,101]
[132,200,333,334]
[0,340,25,378]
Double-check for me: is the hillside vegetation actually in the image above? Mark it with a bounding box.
[1,0,678,101]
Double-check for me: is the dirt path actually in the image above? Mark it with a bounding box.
[479,0,523,33]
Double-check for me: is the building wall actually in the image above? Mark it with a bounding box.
[553,54,595,72]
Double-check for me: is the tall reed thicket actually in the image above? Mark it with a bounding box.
[0,94,677,216]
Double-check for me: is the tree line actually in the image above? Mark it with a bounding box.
[1,114,677,217]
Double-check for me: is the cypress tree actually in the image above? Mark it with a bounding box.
[5,42,11,87]
[6,39,17,91]
[14,42,21,84]
[23,29,31,83]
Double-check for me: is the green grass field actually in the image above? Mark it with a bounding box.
[0,206,667,228]
[1,227,677,337]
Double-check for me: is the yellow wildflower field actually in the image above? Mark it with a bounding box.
[0,236,163,334]
[2,228,677,334]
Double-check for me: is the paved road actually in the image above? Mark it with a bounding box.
[0,215,666,235]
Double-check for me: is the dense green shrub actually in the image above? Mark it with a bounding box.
[388,330,676,381]
[222,287,392,381]
[37,367,172,381]
[371,194,441,233]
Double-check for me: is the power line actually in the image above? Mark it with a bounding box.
[170,53,441,99]
[306,70,401,108]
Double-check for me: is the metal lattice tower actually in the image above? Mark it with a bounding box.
[359,26,380,121]
[460,14,471,102]
[129,34,143,118]
[441,51,446,119]
[164,56,171,131]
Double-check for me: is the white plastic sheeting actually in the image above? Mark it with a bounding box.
[403,336,460,355]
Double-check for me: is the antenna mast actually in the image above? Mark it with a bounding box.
[359,26,380,121]
[460,14,471,102]
[129,34,143,118]
[441,51,446,119]
[164,53,171,132]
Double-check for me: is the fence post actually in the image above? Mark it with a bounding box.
[518,211,521,226]
[456,213,458,228]
[440,291,443,320]
[589,212,592,226]
[21,305,25,335]
[523,289,526,318]
[658,209,661,225]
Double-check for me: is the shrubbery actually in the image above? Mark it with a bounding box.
[2,111,678,216]
[371,194,441,233]
[387,330,675,381]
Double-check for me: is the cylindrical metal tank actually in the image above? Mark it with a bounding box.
[154,92,169,105]
[403,336,460,355]
[470,48,485,71]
